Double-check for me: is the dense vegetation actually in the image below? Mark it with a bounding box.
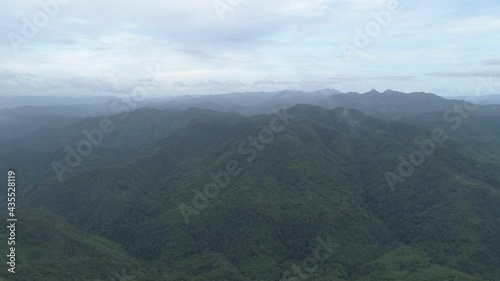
[1,92,500,280]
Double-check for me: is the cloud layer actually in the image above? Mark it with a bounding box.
[0,0,499,96]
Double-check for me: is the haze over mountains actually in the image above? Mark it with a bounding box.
[3,89,500,117]
[0,95,115,110]
[1,90,500,280]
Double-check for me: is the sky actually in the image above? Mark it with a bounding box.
[0,0,499,97]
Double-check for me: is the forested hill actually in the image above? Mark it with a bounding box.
[1,103,500,280]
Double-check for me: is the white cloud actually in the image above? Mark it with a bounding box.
[446,16,500,34]
[0,0,498,96]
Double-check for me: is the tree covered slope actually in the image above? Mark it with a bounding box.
[1,104,500,280]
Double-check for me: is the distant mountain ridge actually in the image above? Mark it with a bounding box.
[0,95,116,109]
[3,89,500,119]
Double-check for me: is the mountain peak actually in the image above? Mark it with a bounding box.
[366,89,380,94]
[382,89,403,95]
[315,88,343,95]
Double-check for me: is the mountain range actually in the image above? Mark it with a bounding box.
[1,90,500,280]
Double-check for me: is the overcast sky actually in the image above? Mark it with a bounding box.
[1,0,499,97]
